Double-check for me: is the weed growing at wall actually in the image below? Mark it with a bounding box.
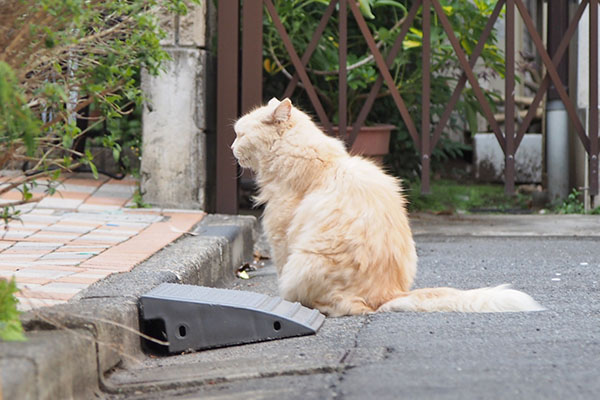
[553,189,600,214]
[0,278,25,341]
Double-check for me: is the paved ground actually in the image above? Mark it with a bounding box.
[2,179,600,399]
[0,173,204,310]
[104,233,600,400]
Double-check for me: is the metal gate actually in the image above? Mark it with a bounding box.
[215,0,600,214]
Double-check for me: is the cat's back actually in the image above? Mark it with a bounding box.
[295,153,408,226]
[334,155,404,205]
[290,152,415,285]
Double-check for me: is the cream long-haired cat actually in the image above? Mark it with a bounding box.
[232,98,543,316]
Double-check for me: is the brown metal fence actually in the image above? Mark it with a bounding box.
[215,0,600,214]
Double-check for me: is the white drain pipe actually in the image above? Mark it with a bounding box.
[546,99,570,202]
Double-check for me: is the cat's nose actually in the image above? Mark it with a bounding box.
[230,139,236,149]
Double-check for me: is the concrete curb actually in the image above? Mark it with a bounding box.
[0,214,257,400]
[410,213,600,237]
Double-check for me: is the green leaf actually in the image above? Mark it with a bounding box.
[377,27,390,41]
[112,145,122,162]
[62,134,74,149]
[89,161,99,179]
[465,103,478,134]
[373,0,408,15]
[409,27,423,38]
[0,62,41,156]
[461,38,473,55]
[358,0,376,19]
[403,40,422,49]
[0,278,26,342]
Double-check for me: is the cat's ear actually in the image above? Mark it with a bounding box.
[268,97,280,107]
[272,98,292,123]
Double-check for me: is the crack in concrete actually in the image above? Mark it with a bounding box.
[331,314,371,400]
[102,365,349,396]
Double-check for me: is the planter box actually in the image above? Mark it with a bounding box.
[474,133,542,183]
[331,124,394,163]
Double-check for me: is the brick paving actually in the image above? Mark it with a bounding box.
[0,173,205,311]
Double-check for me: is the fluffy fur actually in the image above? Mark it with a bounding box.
[232,98,544,316]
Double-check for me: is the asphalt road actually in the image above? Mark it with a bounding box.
[106,236,600,400]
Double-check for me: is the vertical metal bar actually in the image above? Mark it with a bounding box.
[430,0,505,150]
[505,0,515,195]
[431,0,506,153]
[591,0,599,195]
[546,0,569,103]
[515,0,589,151]
[545,0,570,201]
[349,1,421,147]
[216,0,239,214]
[347,0,420,144]
[239,1,263,194]
[241,0,263,114]
[264,0,333,133]
[421,0,431,194]
[339,0,348,141]
[284,0,338,99]
[516,0,588,149]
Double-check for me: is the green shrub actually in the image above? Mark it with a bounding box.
[551,189,600,214]
[263,0,504,180]
[0,0,199,222]
[555,189,585,214]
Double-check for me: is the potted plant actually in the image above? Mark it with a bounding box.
[330,124,395,163]
[263,0,505,176]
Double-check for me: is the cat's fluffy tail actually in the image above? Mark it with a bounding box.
[378,284,544,313]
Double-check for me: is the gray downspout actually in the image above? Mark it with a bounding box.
[546,100,569,201]
[545,0,571,202]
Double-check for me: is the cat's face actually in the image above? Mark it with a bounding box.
[231,98,292,171]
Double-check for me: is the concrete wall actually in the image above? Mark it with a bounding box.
[141,3,214,210]
[474,133,542,184]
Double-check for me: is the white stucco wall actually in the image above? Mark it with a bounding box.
[140,3,210,209]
